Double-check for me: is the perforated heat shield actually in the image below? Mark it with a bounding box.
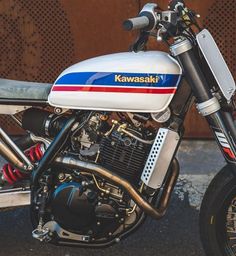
[141,128,180,189]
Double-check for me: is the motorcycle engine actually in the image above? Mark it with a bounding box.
[49,178,126,239]
[70,112,152,185]
[24,109,154,245]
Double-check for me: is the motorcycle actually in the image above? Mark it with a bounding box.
[0,0,235,255]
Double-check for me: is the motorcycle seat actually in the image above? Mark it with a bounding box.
[0,79,52,103]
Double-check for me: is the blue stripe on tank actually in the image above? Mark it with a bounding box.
[55,72,181,88]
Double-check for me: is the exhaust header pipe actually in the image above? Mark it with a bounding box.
[54,155,179,220]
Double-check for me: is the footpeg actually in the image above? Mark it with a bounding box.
[32,227,51,242]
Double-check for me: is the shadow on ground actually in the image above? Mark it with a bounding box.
[0,194,204,256]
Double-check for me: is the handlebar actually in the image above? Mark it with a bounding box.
[123,3,158,32]
[123,1,188,32]
[123,16,150,31]
[123,0,199,51]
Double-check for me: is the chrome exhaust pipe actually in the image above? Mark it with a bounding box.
[54,155,179,220]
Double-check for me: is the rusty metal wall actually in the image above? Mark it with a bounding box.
[0,0,235,137]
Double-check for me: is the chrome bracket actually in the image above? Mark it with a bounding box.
[170,39,192,56]
[196,97,221,116]
[44,221,91,243]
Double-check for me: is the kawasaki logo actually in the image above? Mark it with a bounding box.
[115,75,159,84]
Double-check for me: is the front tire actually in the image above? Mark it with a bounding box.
[200,164,236,256]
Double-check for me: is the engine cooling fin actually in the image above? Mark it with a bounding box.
[99,131,151,184]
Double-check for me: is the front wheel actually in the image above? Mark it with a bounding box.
[200,165,236,256]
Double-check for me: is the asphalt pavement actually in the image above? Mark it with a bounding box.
[0,140,226,256]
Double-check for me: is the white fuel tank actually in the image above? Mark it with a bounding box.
[48,51,182,113]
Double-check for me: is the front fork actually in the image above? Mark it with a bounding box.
[171,39,236,163]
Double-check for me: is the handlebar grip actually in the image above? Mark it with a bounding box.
[123,16,150,31]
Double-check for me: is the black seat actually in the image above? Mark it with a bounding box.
[0,79,52,103]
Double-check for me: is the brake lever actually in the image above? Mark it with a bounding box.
[157,25,167,42]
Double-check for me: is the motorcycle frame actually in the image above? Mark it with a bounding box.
[0,34,235,245]
[0,0,236,247]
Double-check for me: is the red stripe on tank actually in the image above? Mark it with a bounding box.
[52,86,176,94]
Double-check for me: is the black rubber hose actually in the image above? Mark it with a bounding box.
[31,116,77,186]
[14,134,35,151]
